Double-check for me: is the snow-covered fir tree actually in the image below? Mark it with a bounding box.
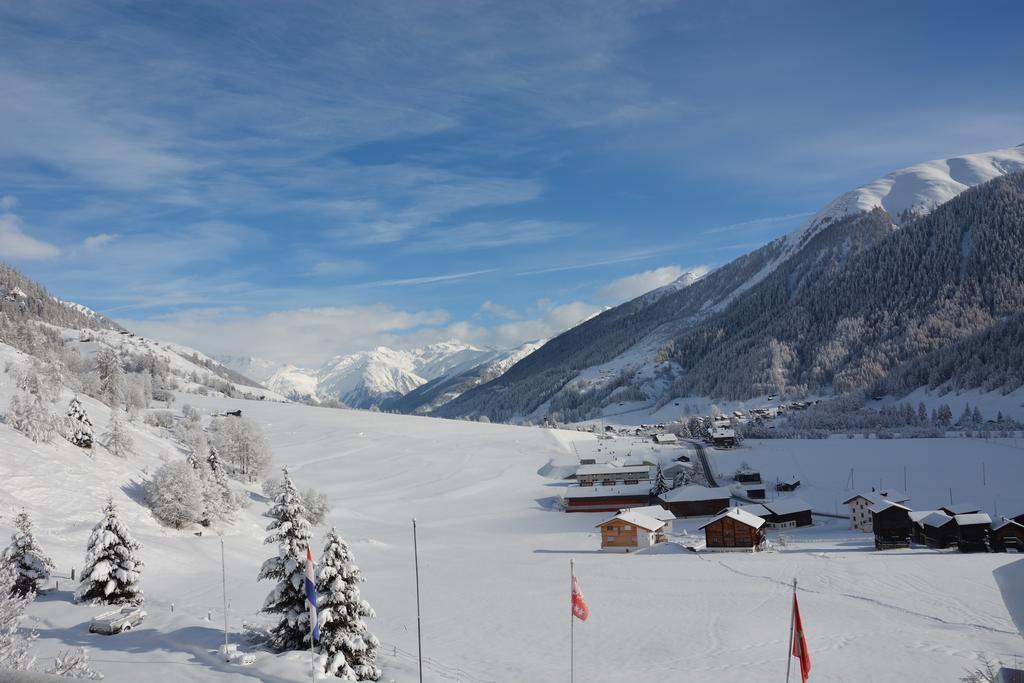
[316,527,381,681]
[258,467,313,651]
[2,511,54,597]
[649,464,668,496]
[102,414,133,457]
[6,393,57,444]
[65,397,94,450]
[74,498,143,605]
[0,570,36,671]
[47,647,103,680]
[95,348,126,410]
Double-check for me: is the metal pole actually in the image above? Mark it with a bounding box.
[310,604,316,682]
[785,578,796,683]
[413,519,423,683]
[220,537,229,659]
[570,559,574,683]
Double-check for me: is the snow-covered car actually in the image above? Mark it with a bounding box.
[88,606,146,634]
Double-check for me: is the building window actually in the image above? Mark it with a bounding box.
[623,525,632,530]
[602,479,615,486]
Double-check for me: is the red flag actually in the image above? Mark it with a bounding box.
[571,575,589,622]
[791,592,811,682]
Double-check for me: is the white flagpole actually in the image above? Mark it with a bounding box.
[220,536,229,660]
[570,558,575,683]
[310,609,316,683]
[785,578,796,683]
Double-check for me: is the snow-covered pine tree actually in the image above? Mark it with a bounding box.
[257,467,313,651]
[102,414,133,457]
[95,348,126,410]
[186,450,201,470]
[316,527,381,681]
[649,464,668,496]
[2,511,54,597]
[47,647,103,680]
[74,498,143,605]
[66,397,94,450]
[207,446,222,473]
[6,392,57,444]
[0,570,36,671]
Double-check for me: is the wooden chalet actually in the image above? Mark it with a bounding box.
[990,519,1024,552]
[776,478,801,492]
[596,510,666,552]
[912,511,957,548]
[742,484,766,500]
[699,508,766,551]
[869,500,913,550]
[710,425,737,448]
[953,513,992,553]
[563,483,652,513]
[844,489,910,533]
[658,485,732,518]
[939,503,981,517]
[763,498,813,528]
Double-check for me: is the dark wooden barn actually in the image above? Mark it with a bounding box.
[563,484,652,513]
[658,485,732,518]
[699,508,766,551]
[916,511,957,549]
[870,500,913,550]
[776,478,801,492]
[953,513,992,553]
[990,519,1024,552]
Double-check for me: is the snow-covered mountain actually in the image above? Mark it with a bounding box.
[438,144,1024,423]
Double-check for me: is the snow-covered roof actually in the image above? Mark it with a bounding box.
[711,426,735,437]
[843,489,909,506]
[737,504,773,517]
[940,503,981,515]
[621,505,677,522]
[763,498,813,516]
[698,507,766,531]
[563,483,651,499]
[868,500,911,514]
[659,485,732,503]
[992,519,1024,533]
[653,433,678,443]
[918,512,953,528]
[575,464,652,477]
[953,513,992,526]
[597,510,666,532]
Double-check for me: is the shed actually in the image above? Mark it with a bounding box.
[869,500,913,550]
[776,478,801,492]
[917,511,956,548]
[742,484,766,500]
[596,511,666,552]
[990,519,1024,552]
[563,483,652,513]
[733,468,762,484]
[761,498,814,528]
[953,513,991,553]
[699,508,766,551]
[658,485,732,518]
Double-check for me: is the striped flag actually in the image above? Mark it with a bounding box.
[305,545,320,642]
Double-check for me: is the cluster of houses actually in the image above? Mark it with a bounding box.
[844,489,1024,553]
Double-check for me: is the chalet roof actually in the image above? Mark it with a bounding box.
[763,498,813,516]
[698,507,766,531]
[918,512,954,528]
[711,426,736,437]
[737,504,773,517]
[659,485,732,503]
[953,512,992,527]
[868,499,911,514]
[843,489,909,506]
[908,510,935,523]
[563,483,651,500]
[653,433,678,443]
[940,503,981,515]
[575,464,652,477]
[596,510,666,532]
[621,505,677,522]
[992,519,1024,533]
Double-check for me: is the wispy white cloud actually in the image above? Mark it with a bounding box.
[480,300,521,320]
[82,233,117,250]
[0,202,59,260]
[360,269,497,288]
[598,264,711,303]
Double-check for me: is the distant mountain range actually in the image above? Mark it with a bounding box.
[434,144,1024,423]
[220,340,545,411]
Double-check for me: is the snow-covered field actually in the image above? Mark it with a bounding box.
[1,376,1023,681]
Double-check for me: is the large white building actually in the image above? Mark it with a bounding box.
[843,489,910,532]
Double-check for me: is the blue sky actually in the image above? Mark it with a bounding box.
[1,1,1022,366]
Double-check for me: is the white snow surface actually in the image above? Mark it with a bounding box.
[787,143,1024,252]
[1,340,1023,680]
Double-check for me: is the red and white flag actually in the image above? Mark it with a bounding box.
[791,592,811,682]
[571,574,589,622]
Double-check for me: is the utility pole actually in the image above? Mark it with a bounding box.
[220,536,229,659]
[413,519,423,683]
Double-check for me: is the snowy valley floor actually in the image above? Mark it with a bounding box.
[1,395,1023,682]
